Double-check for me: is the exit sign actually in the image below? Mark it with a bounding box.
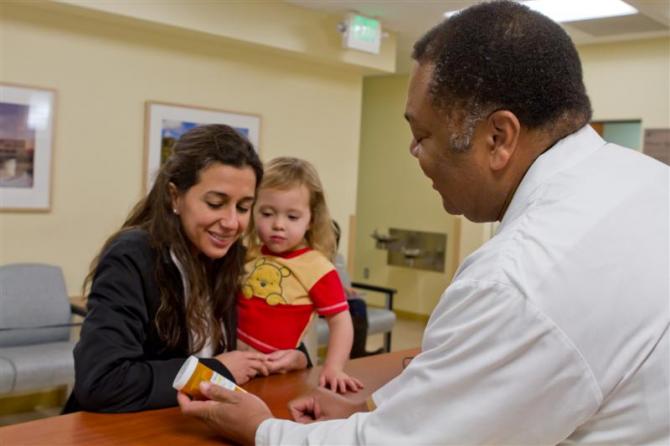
[343,13,382,54]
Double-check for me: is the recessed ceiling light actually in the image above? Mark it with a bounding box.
[443,0,638,23]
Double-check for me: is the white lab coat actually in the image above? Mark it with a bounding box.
[256,126,670,445]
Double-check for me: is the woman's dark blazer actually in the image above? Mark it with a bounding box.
[63,228,235,413]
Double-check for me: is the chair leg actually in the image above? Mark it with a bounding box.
[383,331,392,353]
[350,315,369,359]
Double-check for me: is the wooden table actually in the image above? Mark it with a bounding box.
[0,348,419,445]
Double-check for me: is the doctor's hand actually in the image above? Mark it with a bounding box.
[288,387,368,423]
[215,351,270,385]
[178,382,272,446]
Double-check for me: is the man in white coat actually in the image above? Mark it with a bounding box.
[179,1,669,444]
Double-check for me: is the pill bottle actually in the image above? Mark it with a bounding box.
[173,355,247,399]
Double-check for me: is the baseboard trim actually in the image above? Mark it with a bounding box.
[393,309,430,323]
[0,387,67,416]
[367,305,430,323]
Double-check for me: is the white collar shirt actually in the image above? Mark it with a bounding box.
[257,125,670,445]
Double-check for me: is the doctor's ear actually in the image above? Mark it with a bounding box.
[486,110,521,172]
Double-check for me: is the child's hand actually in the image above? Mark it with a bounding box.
[318,366,364,394]
[266,349,308,374]
[214,351,269,385]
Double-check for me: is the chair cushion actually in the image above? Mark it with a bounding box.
[0,264,71,347]
[367,308,396,334]
[0,357,15,393]
[0,342,75,393]
[317,318,329,345]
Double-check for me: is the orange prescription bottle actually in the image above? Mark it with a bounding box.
[172,355,247,399]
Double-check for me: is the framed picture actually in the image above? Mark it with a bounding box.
[0,83,56,211]
[144,101,261,191]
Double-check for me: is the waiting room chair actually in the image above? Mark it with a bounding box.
[314,281,396,352]
[351,281,396,352]
[0,263,85,396]
[306,253,396,361]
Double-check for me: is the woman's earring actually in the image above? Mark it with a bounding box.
[173,208,179,215]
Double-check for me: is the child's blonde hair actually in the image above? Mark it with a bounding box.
[246,157,337,260]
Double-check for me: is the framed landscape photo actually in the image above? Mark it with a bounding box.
[144,101,261,191]
[0,83,56,211]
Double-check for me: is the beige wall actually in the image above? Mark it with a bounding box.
[52,0,397,74]
[354,75,460,316]
[355,36,670,316]
[0,4,367,295]
[580,37,670,128]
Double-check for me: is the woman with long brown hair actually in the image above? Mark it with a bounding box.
[64,124,309,413]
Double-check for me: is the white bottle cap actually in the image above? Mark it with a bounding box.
[172,355,198,391]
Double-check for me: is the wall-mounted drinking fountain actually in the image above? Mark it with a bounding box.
[371,228,446,272]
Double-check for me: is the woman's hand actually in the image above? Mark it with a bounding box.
[319,365,364,394]
[214,351,270,385]
[266,349,308,374]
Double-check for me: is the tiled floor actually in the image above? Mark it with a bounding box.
[0,316,427,427]
[366,316,426,353]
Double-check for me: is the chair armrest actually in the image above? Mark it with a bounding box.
[351,281,396,310]
[70,303,87,317]
[0,321,83,331]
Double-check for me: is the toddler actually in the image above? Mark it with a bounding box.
[237,157,363,393]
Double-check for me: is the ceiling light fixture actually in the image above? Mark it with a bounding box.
[443,0,638,23]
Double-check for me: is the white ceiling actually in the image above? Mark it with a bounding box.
[285,0,670,74]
